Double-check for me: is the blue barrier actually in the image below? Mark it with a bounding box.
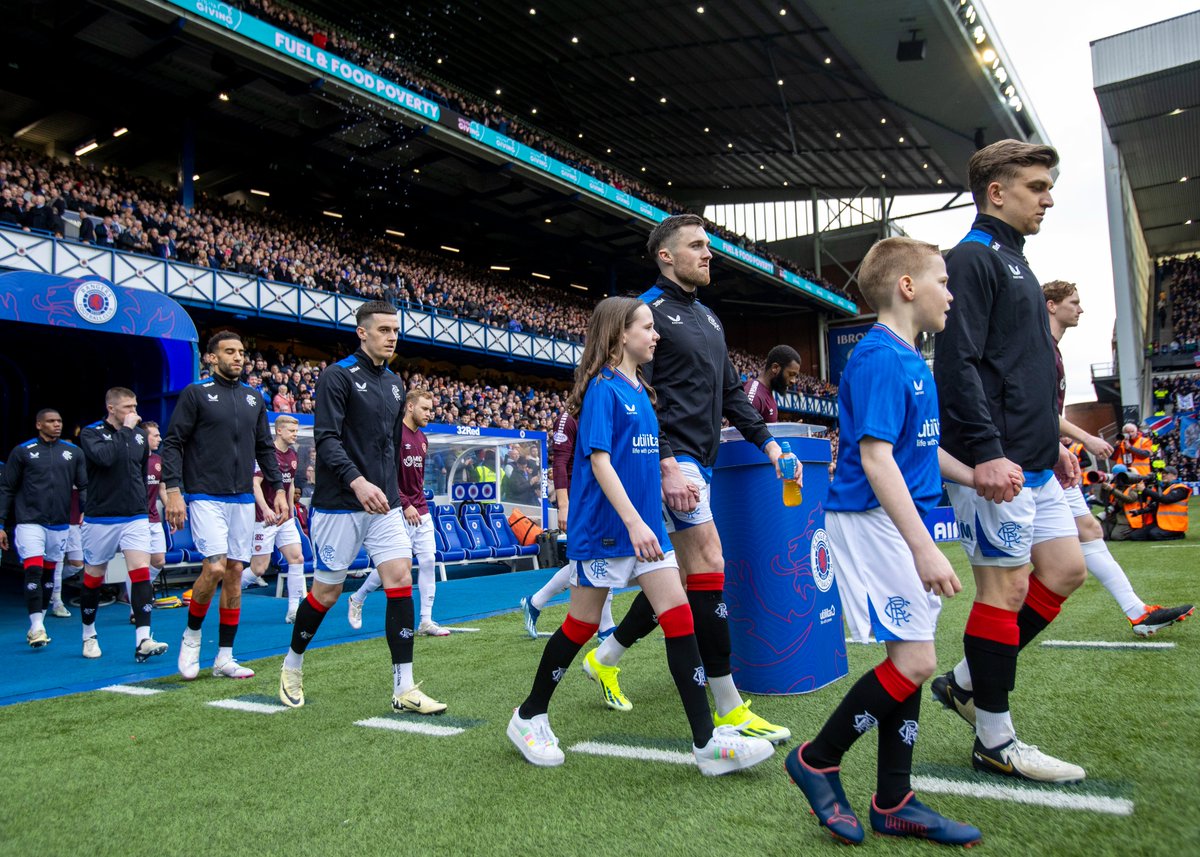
[0,223,582,370]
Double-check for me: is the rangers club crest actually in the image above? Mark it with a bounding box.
[810,528,833,592]
[997,521,1023,549]
[898,720,919,746]
[885,596,912,626]
[392,384,402,401]
[73,281,118,324]
[246,395,257,407]
[853,712,878,734]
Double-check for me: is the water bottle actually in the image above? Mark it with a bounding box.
[779,442,802,507]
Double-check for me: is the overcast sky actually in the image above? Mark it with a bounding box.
[895,0,1196,405]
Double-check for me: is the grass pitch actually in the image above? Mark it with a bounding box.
[1,518,1196,857]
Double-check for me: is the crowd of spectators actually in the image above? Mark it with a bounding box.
[728,347,838,398]
[0,142,594,341]
[238,0,847,298]
[213,340,838,439]
[1150,371,1200,482]
[1152,256,1200,353]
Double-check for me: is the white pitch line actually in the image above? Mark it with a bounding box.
[911,775,1133,817]
[569,741,695,766]
[355,717,464,737]
[101,684,163,696]
[1041,640,1175,650]
[207,699,288,714]
[446,627,481,633]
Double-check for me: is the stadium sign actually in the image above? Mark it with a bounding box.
[167,0,440,122]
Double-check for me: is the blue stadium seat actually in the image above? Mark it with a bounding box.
[460,504,516,558]
[484,506,540,559]
[434,504,491,561]
[163,518,196,565]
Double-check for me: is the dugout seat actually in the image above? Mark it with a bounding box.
[459,503,517,559]
[484,506,540,561]
[434,504,492,561]
[163,518,196,565]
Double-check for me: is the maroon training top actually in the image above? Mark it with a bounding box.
[551,411,578,491]
[398,423,429,514]
[146,453,162,523]
[255,446,298,522]
[743,378,778,424]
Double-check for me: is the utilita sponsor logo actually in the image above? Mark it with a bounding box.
[819,605,836,624]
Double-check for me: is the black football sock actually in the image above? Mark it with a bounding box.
[876,687,922,809]
[804,660,915,769]
[24,562,44,615]
[519,613,597,719]
[659,604,713,747]
[289,593,328,654]
[384,587,415,667]
[611,591,658,648]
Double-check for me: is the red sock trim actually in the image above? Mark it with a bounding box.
[23,557,44,569]
[685,572,724,591]
[188,598,211,619]
[658,603,695,638]
[218,608,239,626]
[964,602,1019,645]
[874,658,919,703]
[83,573,105,589]
[305,592,329,614]
[1025,574,1066,623]
[43,561,56,572]
[384,586,413,599]
[561,613,600,645]
[128,567,151,583]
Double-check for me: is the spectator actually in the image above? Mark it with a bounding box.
[272,384,295,413]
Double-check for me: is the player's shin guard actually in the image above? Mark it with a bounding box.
[186,597,211,632]
[686,573,731,678]
[876,674,922,809]
[80,572,105,628]
[23,558,44,615]
[805,659,915,769]
[128,567,153,629]
[40,562,56,610]
[611,590,659,649]
[289,592,329,654]
[1017,575,1067,650]
[218,608,239,647]
[384,587,415,668]
[963,603,1018,729]
[659,603,713,747]
[519,613,598,719]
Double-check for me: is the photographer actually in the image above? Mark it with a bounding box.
[1098,465,1146,541]
[1130,466,1191,541]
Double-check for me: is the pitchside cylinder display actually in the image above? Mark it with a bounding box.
[712,427,847,694]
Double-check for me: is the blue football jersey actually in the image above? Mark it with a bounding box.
[568,368,672,560]
[827,324,943,518]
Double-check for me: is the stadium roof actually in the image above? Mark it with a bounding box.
[302,0,1048,201]
[0,0,1046,314]
[1092,11,1200,258]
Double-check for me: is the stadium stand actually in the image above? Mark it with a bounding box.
[0,142,594,341]
[1158,256,1199,353]
[232,348,835,426]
